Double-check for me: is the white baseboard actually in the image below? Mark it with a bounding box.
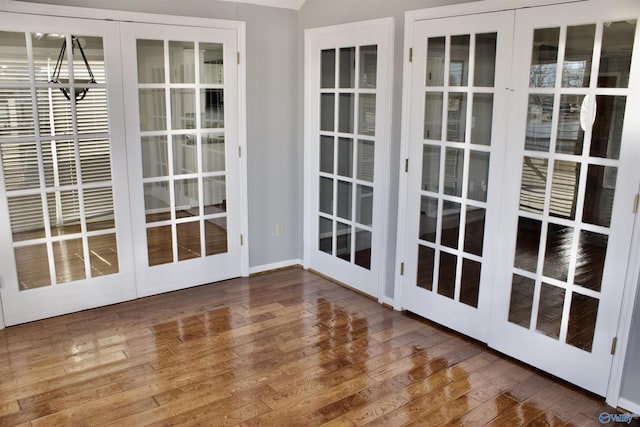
[618,398,640,414]
[249,259,303,275]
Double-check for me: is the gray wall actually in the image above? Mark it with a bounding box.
[16,0,301,269]
[298,0,471,298]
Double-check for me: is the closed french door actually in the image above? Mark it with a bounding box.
[0,14,136,325]
[401,0,640,395]
[0,13,245,326]
[492,1,640,395]
[305,19,393,299]
[401,11,514,340]
[121,23,243,297]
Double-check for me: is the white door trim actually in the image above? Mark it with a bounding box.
[303,17,394,303]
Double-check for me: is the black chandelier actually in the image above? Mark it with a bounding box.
[49,35,96,102]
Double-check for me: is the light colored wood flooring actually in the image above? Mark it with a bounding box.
[0,268,616,426]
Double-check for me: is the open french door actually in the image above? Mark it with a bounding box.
[121,23,243,297]
[0,13,136,325]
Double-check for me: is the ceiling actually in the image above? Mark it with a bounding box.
[226,0,306,10]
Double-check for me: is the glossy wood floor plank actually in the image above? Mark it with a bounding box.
[0,268,617,426]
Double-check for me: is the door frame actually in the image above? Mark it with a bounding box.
[396,0,640,406]
[303,17,394,304]
[0,0,250,326]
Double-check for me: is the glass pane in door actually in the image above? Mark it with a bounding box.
[136,38,228,266]
[506,20,637,352]
[416,31,498,308]
[317,44,377,271]
[1,31,120,291]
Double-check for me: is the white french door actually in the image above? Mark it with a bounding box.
[400,0,640,395]
[305,19,393,300]
[491,1,640,395]
[400,11,514,340]
[0,11,246,326]
[121,23,243,297]
[0,14,136,325]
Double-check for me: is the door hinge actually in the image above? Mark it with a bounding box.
[405,158,409,173]
[409,48,413,63]
[237,52,240,65]
[611,337,618,355]
[238,146,242,158]
[633,193,639,214]
[400,262,405,275]
[240,234,244,246]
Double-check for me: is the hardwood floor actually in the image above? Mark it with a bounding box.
[0,268,618,426]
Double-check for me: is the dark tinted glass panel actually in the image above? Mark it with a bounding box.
[438,251,457,299]
[320,135,334,173]
[543,223,574,282]
[321,49,336,88]
[474,33,497,87]
[319,217,332,254]
[320,94,334,131]
[417,245,435,291]
[574,231,608,292]
[464,206,485,257]
[536,283,565,339]
[460,258,481,308]
[566,293,599,352]
[419,196,438,243]
[441,201,461,249]
[508,274,535,328]
[337,137,353,177]
[599,20,636,88]
[591,96,626,159]
[449,35,470,86]
[336,222,351,262]
[515,217,542,272]
[339,47,355,88]
[355,229,372,270]
[583,165,616,228]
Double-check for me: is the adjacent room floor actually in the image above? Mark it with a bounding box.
[0,268,614,426]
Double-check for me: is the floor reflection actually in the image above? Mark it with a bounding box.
[0,268,614,426]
